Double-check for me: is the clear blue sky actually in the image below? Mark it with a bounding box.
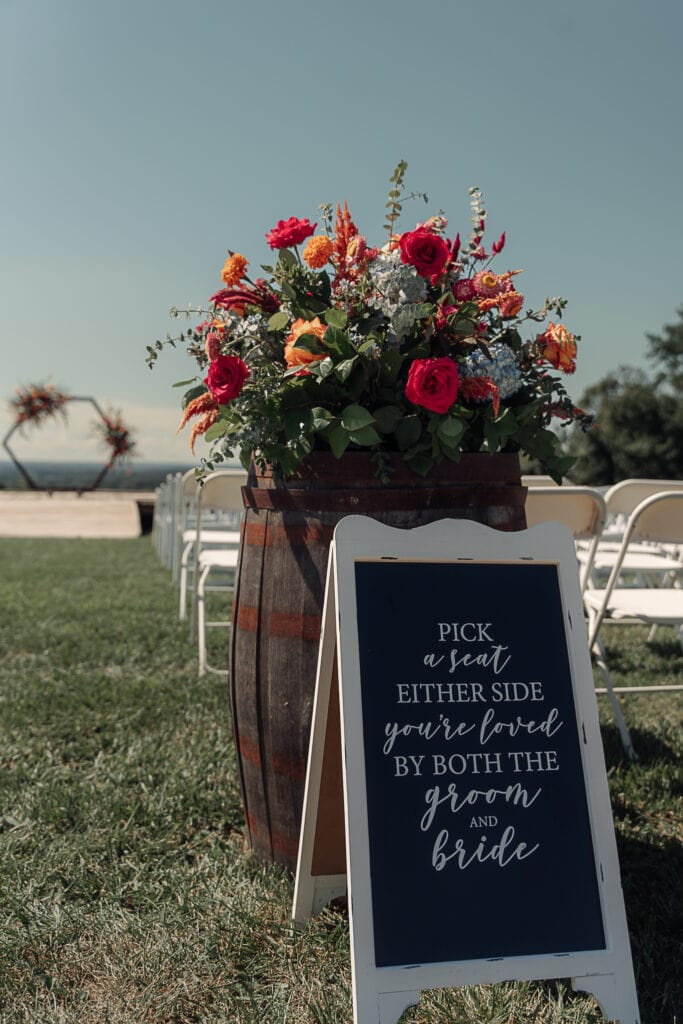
[2,0,681,461]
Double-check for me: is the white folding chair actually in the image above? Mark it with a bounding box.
[525,486,607,592]
[585,491,683,759]
[178,468,246,622]
[194,469,245,676]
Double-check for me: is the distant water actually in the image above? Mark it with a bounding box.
[0,460,240,491]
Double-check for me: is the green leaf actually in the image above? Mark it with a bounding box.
[379,349,404,385]
[327,424,351,458]
[341,404,376,432]
[292,333,326,354]
[395,415,422,450]
[182,384,208,408]
[268,311,290,332]
[172,378,197,388]
[318,357,335,378]
[321,324,354,359]
[339,401,376,430]
[283,408,313,440]
[311,407,334,430]
[348,425,382,447]
[324,308,348,329]
[335,357,359,382]
[436,417,466,448]
[373,405,404,435]
[277,248,297,269]
[404,453,434,476]
[203,421,228,443]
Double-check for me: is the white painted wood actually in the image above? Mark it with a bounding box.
[293,554,342,925]
[327,516,640,1024]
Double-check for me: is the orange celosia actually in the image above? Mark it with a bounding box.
[175,390,221,453]
[221,253,249,287]
[189,407,219,453]
[284,317,328,369]
[459,375,501,417]
[303,235,334,269]
[332,201,360,277]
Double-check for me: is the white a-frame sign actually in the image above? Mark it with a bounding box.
[293,516,640,1024]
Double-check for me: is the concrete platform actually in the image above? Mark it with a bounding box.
[0,491,155,538]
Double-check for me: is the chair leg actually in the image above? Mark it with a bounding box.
[178,541,194,622]
[197,563,211,676]
[592,637,637,761]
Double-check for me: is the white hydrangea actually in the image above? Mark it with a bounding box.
[366,251,427,318]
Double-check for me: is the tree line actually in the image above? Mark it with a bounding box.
[566,307,683,484]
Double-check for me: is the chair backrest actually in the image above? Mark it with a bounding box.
[198,468,247,516]
[522,474,560,488]
[627,491,683,546]
[586,491,683,648]
[525,487,607,592]
[605,478,683,517]
[525,487,607,539]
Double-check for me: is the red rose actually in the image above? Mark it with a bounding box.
[266,216,317,249]
[405,357,459,414]
[204,355,249,404]
[399,227,450,278]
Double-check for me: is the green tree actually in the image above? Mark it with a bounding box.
[568,309,683,485]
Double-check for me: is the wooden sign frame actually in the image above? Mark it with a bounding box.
[293,516,639,1024]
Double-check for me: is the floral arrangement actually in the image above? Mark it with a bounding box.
[96,411,136,465]
[151,162,591,481]
[10,382,70,426]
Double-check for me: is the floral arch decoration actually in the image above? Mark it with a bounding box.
[3,383,136,492]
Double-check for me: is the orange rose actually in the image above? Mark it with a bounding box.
[284,317,328,370]
[538,322,577,373]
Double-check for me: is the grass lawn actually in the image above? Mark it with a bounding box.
[0,537,680,1024]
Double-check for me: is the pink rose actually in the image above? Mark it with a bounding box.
[266,216,316,249]
[204,355,249,404]
[399,227,450,278]
[405,357,459,414]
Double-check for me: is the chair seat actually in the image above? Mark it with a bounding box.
[585,587,683,624]
[591,551,682,573]
[182,528,241,546]
[198,548,239,570]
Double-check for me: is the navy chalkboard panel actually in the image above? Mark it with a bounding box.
[354,560,606,968]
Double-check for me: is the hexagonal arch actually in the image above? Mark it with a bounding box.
[2,396,116,492]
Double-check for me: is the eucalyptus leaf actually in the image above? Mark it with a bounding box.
[268,311,290,332]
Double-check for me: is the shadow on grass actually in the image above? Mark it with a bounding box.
[615,831,683,1024]
[599,719,681,770]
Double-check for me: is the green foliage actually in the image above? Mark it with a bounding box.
[568,310,683,485]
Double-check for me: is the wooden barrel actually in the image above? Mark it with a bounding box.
[229,451,527,872]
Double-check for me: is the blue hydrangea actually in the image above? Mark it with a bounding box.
[460,342,523,400]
